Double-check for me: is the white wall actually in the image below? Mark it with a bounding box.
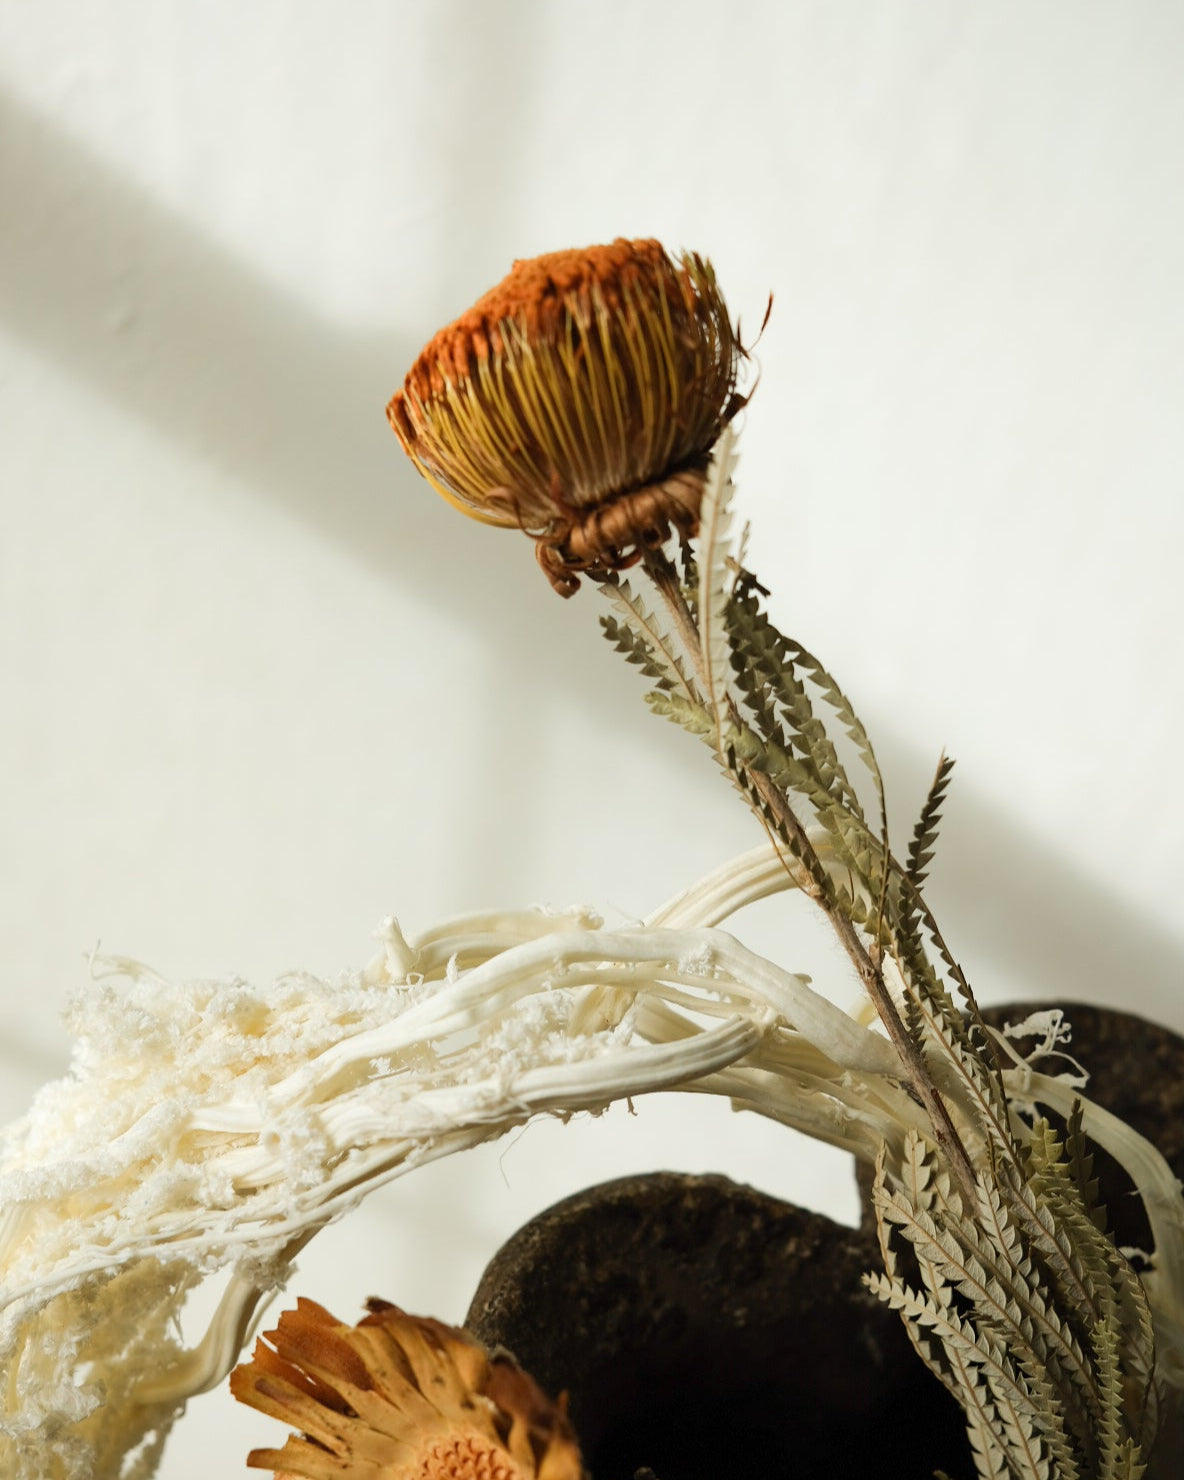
[2,3,1182,1474]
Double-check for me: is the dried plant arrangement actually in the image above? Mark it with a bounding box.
[0,239,1181,1480]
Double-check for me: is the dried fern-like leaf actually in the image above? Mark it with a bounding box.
[601,577,697,700]
[872,1139,1074,1480]
[724,722,847,829]
[725,585,868,826]
[645,689,716,740]
[952,1345,1015,1480]
[722,739,833,899]
[599,613,677,692]
[1092,1313,1147,1480]
[907,752,956,889]
[782,632,886,832]
[1020,1118,1157,1431]
[928,1187,1093,1413]
[695,426,739,739]
[923,1000,1017,1157]
[1063,1102,1105,1236]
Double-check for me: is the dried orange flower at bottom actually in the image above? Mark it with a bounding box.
[231,1297,585,1480]
[388,238,745,595]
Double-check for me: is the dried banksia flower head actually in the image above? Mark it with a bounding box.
[231,1297,585,1480]
[387,238,746,595]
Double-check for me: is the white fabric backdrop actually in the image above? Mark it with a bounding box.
[2,3,1182,1473]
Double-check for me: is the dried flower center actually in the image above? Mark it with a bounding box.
[400,240,682,400]
[233,1299,585,1480]
[388,238,745,594]
[417,1431,526,1480]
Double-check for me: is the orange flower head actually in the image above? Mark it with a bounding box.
[387,238,745,595]
[231,1296,586,1480]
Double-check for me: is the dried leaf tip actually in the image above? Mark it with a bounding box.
[387,239,747,596]
[231,1296,586,1480]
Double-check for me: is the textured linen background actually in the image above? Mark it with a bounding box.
[1,4,1182,1474]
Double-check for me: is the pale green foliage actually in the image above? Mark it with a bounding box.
[869,1127,1151,1480]
[598,448,1172,1478]
[907,753,956,889]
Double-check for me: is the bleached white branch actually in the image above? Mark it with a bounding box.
[0,871,911,1480]
[4,844,1181,1479]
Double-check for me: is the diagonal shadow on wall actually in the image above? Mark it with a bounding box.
[0,84,535,631]
[1,84,1181,1088]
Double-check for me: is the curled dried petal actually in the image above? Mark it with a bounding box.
[232,1298,586,1480]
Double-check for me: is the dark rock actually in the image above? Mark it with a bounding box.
[466,1172,970,1480]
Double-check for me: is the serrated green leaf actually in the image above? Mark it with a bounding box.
[907,752,956,889]
[601,577,697,700]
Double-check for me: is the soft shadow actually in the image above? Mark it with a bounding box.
[875,734,1184,1033]
[943,792,1184,1033]
[2,82,1180,1061]
[0,82,552,650]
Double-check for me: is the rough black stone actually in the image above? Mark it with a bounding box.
[466,1172,970,1480]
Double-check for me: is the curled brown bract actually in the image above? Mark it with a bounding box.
[526,466,707,597]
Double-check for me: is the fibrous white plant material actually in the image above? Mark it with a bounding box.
[0,847,911,1480]
[5,841,1181,1479]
